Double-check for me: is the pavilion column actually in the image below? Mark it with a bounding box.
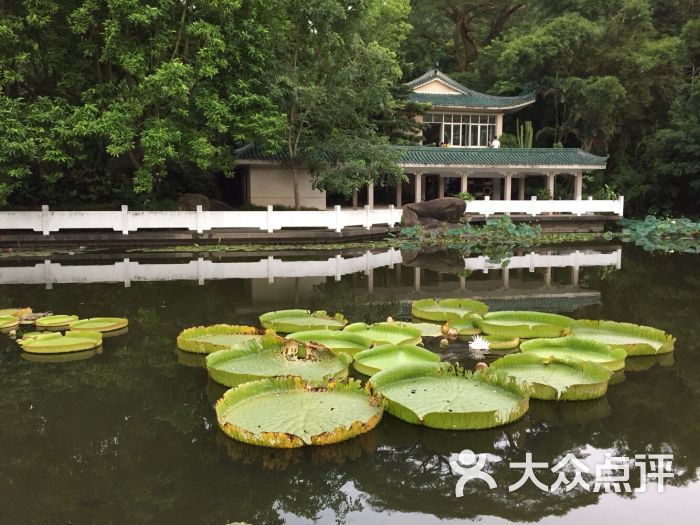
[395,182,402,207]
[504,173,513,201]
[574,172,583,200]
[415,172,423,203]
[367,181,374,209]
[438,175,445,199]
[461,173,469,194]
[547,173,556,196]
[518,176,526,200]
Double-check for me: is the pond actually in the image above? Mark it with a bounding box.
[1,244,698,524]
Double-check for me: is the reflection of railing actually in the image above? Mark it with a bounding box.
[0,248,622,288]
[463,250,622,271]
[0,250,404,287]
[0,205,402,235]
[465,196,624,217]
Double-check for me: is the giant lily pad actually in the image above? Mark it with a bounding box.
[411,298,488,322]
[206,336,352,387]
[489,353,611,401]
[36,314,79,330]
[0,315,20,330]
[386,321,445,339]
[285,330,372,356]
[475,311,573,338]
[369,363,529,429]
[69,317,128,332]
[343,322,422,346]
[568,320,675,356]
[484,335,521,350]
[18,331,102,354]
[177,324,263,354]
[450,318,482,336]
[215,377,383,448]
[520,336,627,371]
[0,307,32,318]
[353,344,441,376]
[259,309,347,333]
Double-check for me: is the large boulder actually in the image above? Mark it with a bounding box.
[401,197,466,227]
[177,193,211,211]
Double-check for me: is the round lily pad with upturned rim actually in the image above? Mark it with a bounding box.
[36,314,79,330]
[475,311,573,338]
[206,335,352,387]
[386,321,445,339]
[215,376,383,448]
[19,331,102,354]
[259,309,347,333]
[0,307,32,318]
[489,353,611,401]
[411,298,489,322]
[285,330,372,356]
[177,324,263,354]
[368,363,529,430]
[69,317,128,332]
[0,315,20,330]
[520,336,627,371]
[567,320,675,356]
[484,335,520,350]
[353,344,441,376]
[343,322,422,346]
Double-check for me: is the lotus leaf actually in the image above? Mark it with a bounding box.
[353,344,441,376]
[285,330,372,356]
[0,315,19,330]
[411,298,489,322]
[369,363,529,429]
[259,309,347,333]
[343,322,422,346]
[520,337,627,371]
[215,377,383,448]
[484,335,521,350]
[475,311,573,338]
[35,314,79,329]
[177,324,263,354]
[489,353,611,401]
[568,320,675,356]
[19,331,102,354]
[69,317,128,332]
[206,336,352,387]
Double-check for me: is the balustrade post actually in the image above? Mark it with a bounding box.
[266,205,274,233]
[121,205,129,235]
[41,205,49,236]
[530,195,538,217]
[334,205,342,233]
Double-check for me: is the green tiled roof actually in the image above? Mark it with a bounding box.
[406,69,536,110]
[236,144,607,169]
[394,146,607,168]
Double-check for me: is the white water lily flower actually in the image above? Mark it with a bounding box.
[469,335,491,351]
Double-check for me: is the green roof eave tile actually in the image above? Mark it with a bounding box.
[408,92,535,110]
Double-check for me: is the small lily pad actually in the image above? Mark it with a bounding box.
[353,344,441,376]
[19,331,102,354]
[489,353,611,401]
[343,322,422,346]
[36,314,79,329]
[215,377,383,448]
[259,309,347,333]
[285,330,373,356]
[177,324,263,354]
[69,317,128,332]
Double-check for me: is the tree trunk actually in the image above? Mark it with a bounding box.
[291,165,300,210]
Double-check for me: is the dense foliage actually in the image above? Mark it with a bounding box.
[1,0,698,214]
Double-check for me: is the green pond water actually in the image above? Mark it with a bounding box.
[1,245,699,523]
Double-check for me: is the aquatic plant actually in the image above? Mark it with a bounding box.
[568,320,675,356]
[352,344,441,376]
[18,331,102,354]
[411,298,489,322]
[520,336,627,371]
[215,377,383,448]
[619,216,700,253]
[177,324,263,354]
[343,322,422,346]
[206,336,352,387]
[69,317,128,332]
[285,330,372,356]
[483,335,520,350]
[369,363,529,429]
[489,353,612,401]
[475,311,573,338]
[383,321,445,339]
[35,314,79,330]
[259,309,347,333]
[0,315,20,330]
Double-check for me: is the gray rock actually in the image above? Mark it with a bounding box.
[401,197,466,227]
[177,193,211,211]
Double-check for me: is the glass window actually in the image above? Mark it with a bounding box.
[470,125,479,146]
[444,125,452,144]
[489,115,495,124]
[480,125,489,146]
